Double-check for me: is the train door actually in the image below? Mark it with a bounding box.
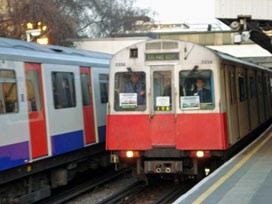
[257,71,265,124]
[263,73,269,120]
[150,65,176,147]
[25,63,48,159]
[80,67,96,144]
[224,65,239,144]
[247,69,258,130]
[267,74,272,118]
[236,67,250,138]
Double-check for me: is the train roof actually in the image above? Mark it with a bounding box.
[0,37,111,68]
[116,38,270,72]
[210,48,269,71]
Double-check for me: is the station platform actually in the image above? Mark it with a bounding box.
[174,124,272,204]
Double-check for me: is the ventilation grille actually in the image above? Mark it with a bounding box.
[146,42,161,50]
[162,42,178,49]
[146,41,178,50]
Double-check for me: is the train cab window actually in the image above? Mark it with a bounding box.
[99,74,109,104]
[179,70,214,110]
[114,72,146,111]
[26,70,42,112]
[153,71,172,111]
[0,70,18,114]
[80,73,91,106]
[52,72,76,109]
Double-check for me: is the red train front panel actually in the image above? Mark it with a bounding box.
[107,113,228,150]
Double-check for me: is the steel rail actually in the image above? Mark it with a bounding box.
[153,181,197,204]
[97,180,147,204]
[38,168,131,204]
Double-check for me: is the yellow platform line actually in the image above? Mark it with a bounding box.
[193,132,272,204]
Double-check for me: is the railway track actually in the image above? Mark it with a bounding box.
[98,178,197,204]
[97,180,147,204]
[153,181,196,204]
[38,168,131,204]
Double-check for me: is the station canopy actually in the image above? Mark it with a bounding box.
[216,0,272,53]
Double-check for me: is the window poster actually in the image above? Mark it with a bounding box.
[119,93,137,108]
[180,96,200,110]
[156,96,170,107]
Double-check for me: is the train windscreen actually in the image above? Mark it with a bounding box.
[179,70,215,110]
[114,72,146,111]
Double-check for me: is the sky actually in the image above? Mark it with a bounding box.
[134,0,216,23]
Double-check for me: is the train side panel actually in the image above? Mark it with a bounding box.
[0,61,31,171]
[92,68,109,142]
[42,64,84,156]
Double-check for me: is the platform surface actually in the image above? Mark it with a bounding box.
[174,125,272,204]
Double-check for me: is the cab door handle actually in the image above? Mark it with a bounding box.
[174,87,177,122]
[149,89,154,120]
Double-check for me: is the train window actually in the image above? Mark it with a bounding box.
[258,75,263,96]
[0,70,18,114]
[99,74,109,81]
[263,75,267,96]
[52,72,76,109]
[249,76,255,99]
[99,74,109,104]
[114,72,146,111]
[130,48,138,58]
[229,72,233,104]
[232,71,237,103]
[80,73,91,106]
[238,75,246,102]
[179,70,214,110]
[270,77,272,97]
[153,71,172,111]
[26,70,42,112]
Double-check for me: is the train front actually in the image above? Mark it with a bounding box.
[106,39,228,178]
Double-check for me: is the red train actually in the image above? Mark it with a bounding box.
[106,39,272,179]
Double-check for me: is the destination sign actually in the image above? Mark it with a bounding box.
[145,53,179,61]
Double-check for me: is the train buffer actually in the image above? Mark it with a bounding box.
[174,124,272,204]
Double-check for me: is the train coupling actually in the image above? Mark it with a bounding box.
[110,154,119,164]
[144,160,182,174]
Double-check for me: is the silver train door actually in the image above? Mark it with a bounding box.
[150,65,176,148]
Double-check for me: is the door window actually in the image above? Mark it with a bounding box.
[80,73,91,106]
[26,70,42,112]
[99,74,109,104]
[153,71,172,111]
[52,72,76,109]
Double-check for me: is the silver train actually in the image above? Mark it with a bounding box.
[0,37,111,203]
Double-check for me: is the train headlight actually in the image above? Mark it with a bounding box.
[190,150,210,158]
[126,151,134,158]
[196,151,204,158]
[120,151,140,158]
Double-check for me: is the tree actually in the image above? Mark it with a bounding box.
[0,0,153,45]
[0,0,79,45]
[83,0,153,37]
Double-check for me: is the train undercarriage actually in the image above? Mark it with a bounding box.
[111,149,224,182]
[0,144,109,204]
